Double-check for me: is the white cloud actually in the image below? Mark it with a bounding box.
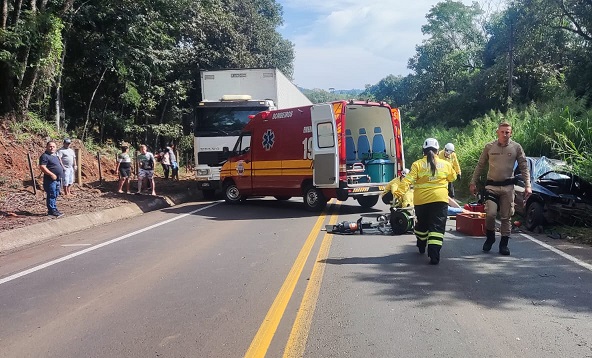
[277,0,499,89]
[291,45,409,90]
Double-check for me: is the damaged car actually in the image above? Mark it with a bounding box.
[514,156,592,230]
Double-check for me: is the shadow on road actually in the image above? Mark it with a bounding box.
[161,197,383,221]
[320,235,592,312]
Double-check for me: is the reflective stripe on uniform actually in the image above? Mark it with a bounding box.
[414,182,447,189]
[414,229,428,241]
[428,231,444,239]
[428,238,443,246]
[427,231,444,246]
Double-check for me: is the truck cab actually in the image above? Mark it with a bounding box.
[194,96,275,197]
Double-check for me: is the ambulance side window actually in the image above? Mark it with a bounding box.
[233,133,252,154]
[316,122,335,148]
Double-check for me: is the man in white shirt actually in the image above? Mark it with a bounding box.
[56,138,77,196]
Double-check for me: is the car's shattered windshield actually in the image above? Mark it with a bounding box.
[533,156,571,180]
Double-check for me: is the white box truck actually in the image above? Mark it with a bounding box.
[193,68,312,198]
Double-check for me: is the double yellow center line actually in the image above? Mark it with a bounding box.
[244,202,340,358]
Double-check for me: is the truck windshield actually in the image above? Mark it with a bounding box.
[194,107,264,137]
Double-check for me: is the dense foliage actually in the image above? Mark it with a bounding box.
[1,0,293,151]
[1,0,590,181]
[361,0,592,181]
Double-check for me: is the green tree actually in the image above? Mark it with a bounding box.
[56,0,294,147]
[360,75,415,108]
[0,0,73,116]
[407,0,486,126]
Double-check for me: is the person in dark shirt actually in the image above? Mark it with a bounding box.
[39,141,64,217]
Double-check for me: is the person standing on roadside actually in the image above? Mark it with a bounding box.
[470,121,531,256]
[39,141,64,217]
[116,143,132,194]
[168,144,179,181]
[393,138,457,265]
[137,144,156,195]
[438,143,461,198]
[56,138,77,196]
[158,147,171,179]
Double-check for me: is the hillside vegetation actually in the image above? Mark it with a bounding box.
[1,1,590,146]
[401,95,592,193]
[0,0,590,184]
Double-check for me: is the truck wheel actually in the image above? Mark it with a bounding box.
[274,196,291,201]
[224,182,243,204]
[525,201,544,231]
[203,189,216,200]
[303,186,327,212]
[357,195,379,208]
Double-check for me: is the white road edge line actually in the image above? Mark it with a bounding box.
[520,232,592,272]
[0,202,220,286]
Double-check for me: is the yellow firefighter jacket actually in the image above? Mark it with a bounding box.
[383,176,414,208]
[394,156,457,206]
[438,150,461,175]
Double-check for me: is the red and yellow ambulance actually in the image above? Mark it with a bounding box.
[219,100,405,211]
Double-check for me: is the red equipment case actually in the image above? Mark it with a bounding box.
[463,203,485,212]
[456,213,486,236]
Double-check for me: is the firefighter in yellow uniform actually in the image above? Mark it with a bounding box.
[438,143,461,198]
[382,168,413,208]
[394,138,457,265]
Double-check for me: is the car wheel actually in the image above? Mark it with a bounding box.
[274,196,291,201]
[357,195,379,208]
[224,182,243,204]
[303,186,327,212]
[525,201,544,231]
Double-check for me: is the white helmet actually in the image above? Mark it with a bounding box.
[445,143,455,152]
[423,138,439,151]
[402,168,410,176]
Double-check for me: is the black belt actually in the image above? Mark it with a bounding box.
[486,178,515,186]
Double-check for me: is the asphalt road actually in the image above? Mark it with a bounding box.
[1,197,591,357]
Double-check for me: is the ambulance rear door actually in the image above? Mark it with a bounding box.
[311,103,339,188]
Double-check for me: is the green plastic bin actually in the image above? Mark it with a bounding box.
[366,159,394,183]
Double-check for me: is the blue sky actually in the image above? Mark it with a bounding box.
[276,0,502,90]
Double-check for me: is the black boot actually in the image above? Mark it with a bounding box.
[427,245,440,265]
[482,230,496,252]
[499,236,510,255]
[417,239,426,254]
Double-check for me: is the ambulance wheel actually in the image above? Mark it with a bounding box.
[357,195,379,208]
[224,182,243,204]
[274,196,291,201]
[303,186,327,212]
[390,210,410,235]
